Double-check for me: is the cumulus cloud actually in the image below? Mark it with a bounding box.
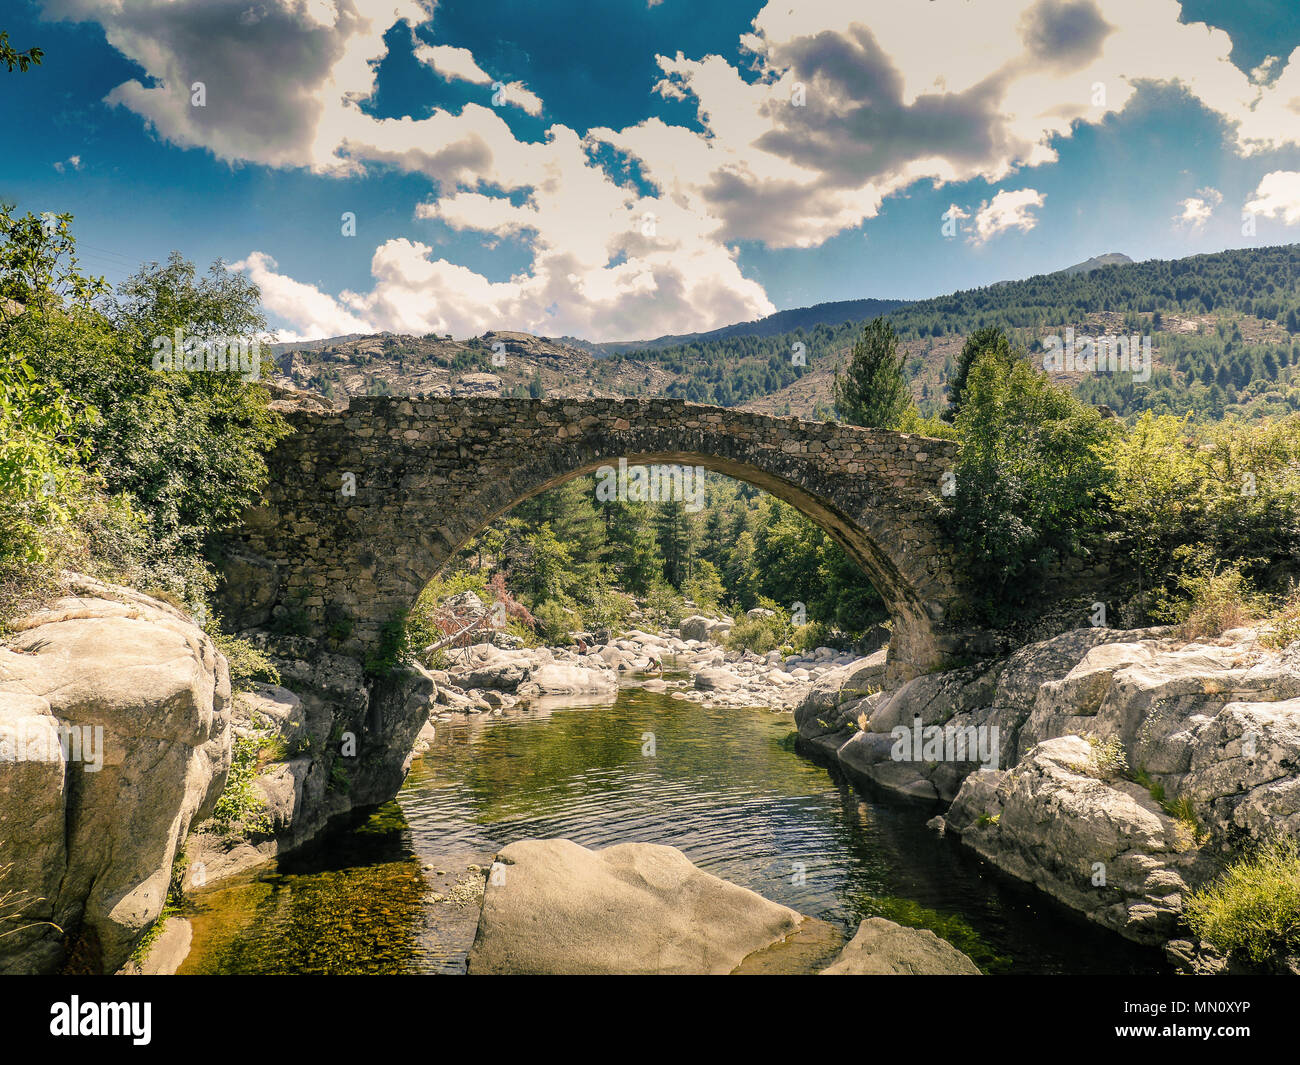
[970,188,1045,244]
[1175,187,1222,229]
[1245,171,1300,225]
[53,154,82,172]
[48,0,1300,339]
[232,251,373,338]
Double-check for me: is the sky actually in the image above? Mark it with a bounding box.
[7,0,1300,343]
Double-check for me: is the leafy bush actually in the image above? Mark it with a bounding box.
[1108,412,1300,623]
[209,735,270,835]
[725,603,790,654]
[642,580,685,628]
[579,579,633,635]
[531,599,576,644]
[1185,839,1300,965]
[1262,583,1300,650]
[1086,736,1128,780]
[1154,553,1265,640]
[211,630,280,691]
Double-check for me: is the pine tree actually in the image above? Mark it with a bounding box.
[832,317,911,429]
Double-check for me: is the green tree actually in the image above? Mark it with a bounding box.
[833,317,911,429]
[945,325,1015,420]
[0,208,287,607]
[605,500,664,595]
[0,357,86,566]
[943,353,1116,622]
[653,496,696,588]
[681,558,725,610]
[520,523,573,605]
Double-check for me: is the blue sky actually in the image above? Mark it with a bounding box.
[6,0,1300,341]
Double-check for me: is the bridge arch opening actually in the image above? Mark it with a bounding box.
[409,455,895,660]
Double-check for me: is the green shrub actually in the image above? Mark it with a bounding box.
[725,604,790,654]
[788,620,859,653]
[1262,584,1300,650]
[1185,839,1300,964]
[211,630,280,691]
[1086,736,1128,780]
[642,580,684,628]
[364,611,416,677]
[531,599,576,644]
[209,735,269,835]
[1154,553,1265,640]
[579,581,632,635]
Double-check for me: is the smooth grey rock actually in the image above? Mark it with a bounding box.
[821,918,981,975]
[467,838,804,974]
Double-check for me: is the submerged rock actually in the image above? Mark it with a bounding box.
[821,918,981,975]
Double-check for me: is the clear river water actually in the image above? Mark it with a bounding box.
[178,674,1169,975]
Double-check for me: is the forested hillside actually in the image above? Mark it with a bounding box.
[600,245,1300,420]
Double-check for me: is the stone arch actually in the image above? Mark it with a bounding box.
[219,397,977,683]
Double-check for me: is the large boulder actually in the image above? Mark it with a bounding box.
[467,839,805,974]
[821,918,981,975]
[678,615,714,642]
[448,648,536,691]
[944,736,1205,945]
[0,577,232,974]
[516,662,617,699]
[694,666,741,691]
[793,649,888,733]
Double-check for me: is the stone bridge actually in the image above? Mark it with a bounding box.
[218,396,981,682]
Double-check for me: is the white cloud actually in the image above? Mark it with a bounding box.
[970,188,1045,244]
[499,82,543,116]
[232,251,373,338]
[1175,186,1222,229]
[49,0,1300,339]
[415,43,493,85]
[414,44,543,114]
[1245,171,1300,225]
[53,154,82,172]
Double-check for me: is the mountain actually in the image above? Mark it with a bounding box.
[1058,252,1134,276]
[561,296,910,355]
[270,329,681,406]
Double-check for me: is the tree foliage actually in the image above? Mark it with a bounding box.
[833,317,911,429]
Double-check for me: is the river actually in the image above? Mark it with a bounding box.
[178,673,1168,974]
